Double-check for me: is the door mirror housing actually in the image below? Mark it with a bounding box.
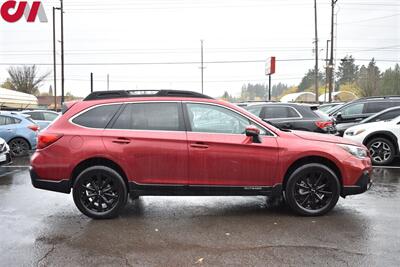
[336,112,343,121]
[245,125,262,143]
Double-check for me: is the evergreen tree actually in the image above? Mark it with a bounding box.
[336,55,359,87]
[298,69,325,92]
[357,59,381,97]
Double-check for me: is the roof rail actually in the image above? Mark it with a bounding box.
[355,95,400,101]
[83,90,213,101]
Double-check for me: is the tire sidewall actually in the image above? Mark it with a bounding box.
[73,166,127,219]
[285,163,340,216]
[367,137,395,166]
[9,138,29,157]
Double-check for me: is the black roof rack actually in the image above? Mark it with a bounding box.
[354,95,400,101]
[83,90,213,101]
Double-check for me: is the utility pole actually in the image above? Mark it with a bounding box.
[314,0,319,103]
[107,74,110,91]
[328,0,338,103]
[200,40,204,94]
[52,7,57,111]
[60,0,65,104]
[325,40,331,102]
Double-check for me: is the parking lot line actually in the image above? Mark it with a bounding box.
[372,165,400,169]
[0,165,30,168]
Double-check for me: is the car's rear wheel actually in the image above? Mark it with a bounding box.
[8,138,30,157]
[285,163,340,216]
[367,137,395,166]
[73,166,128,219]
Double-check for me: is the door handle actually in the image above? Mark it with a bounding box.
[112,137,131,144]
[190,142,209,149]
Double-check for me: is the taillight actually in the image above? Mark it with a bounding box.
[37,133,63,149]
[28,124,40,132]
[315,121,333,129]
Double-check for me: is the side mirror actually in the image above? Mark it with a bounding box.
[245,125,262,143]
[336,112,343,121]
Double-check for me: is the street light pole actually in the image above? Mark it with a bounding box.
[328,0,338,103]
[314,0,319,103]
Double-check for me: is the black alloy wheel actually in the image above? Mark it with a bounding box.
[367,138,395,166]
[73,166,127,219]
[285,163,340,216]
[8,138,30,157]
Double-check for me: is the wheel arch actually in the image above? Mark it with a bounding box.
[70,157,129,189]
[282,156,343,191]
[363,131,399,155]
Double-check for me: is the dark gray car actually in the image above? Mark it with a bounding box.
[246,103,336,134]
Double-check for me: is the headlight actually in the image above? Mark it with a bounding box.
[337,144,368,159]
[345,129,365,136]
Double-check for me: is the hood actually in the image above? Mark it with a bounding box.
[291,130,361,146]
[346,120,391,133]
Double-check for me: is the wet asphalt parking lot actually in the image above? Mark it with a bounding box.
[0,157,400,266]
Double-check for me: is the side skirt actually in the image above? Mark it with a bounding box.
[129,182,283,197]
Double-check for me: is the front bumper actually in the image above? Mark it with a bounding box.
[30,168,71,194]
[341,170,372,197]
[0,152,12,166]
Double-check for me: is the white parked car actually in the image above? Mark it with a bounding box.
[0,137,11,165]
[344,116,400,165]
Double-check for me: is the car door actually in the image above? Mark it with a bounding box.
[0,116,17,142]
[336,102,367,124]
[103,101,188,185]
[185,102,279,187]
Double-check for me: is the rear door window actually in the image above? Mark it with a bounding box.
[26,112,44,121]
[43,112,59,121]
[72,104,121,128]
[112,102,183,131]
[261,106,300,119]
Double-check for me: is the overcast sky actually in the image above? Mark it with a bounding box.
[0,0,399,98]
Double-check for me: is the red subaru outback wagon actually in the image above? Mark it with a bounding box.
[30,90,372,219]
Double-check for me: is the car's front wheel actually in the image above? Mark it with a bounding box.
[73,166,128,219]
[285,163,340,216]
[367,137,395,166]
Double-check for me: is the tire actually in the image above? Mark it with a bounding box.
[285,163,340,216]
[8,138,30,157]
[73,166,128,219]
[367,137,395,166]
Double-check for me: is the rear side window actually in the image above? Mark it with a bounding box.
[72,104,121,128]
[365,102,392,114]
[261,106,300,119]
[112,102,182,131]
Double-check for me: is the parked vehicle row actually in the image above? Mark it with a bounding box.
[30,90,372,219]
[0,110,59,157]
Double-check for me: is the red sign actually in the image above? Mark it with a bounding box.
[265,57,276,75]
[0,1,48,23]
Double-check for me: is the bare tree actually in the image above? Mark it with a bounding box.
[5,65,49,96]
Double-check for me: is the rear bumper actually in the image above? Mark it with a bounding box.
[341,170,372,197]
[30,168,71,194]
